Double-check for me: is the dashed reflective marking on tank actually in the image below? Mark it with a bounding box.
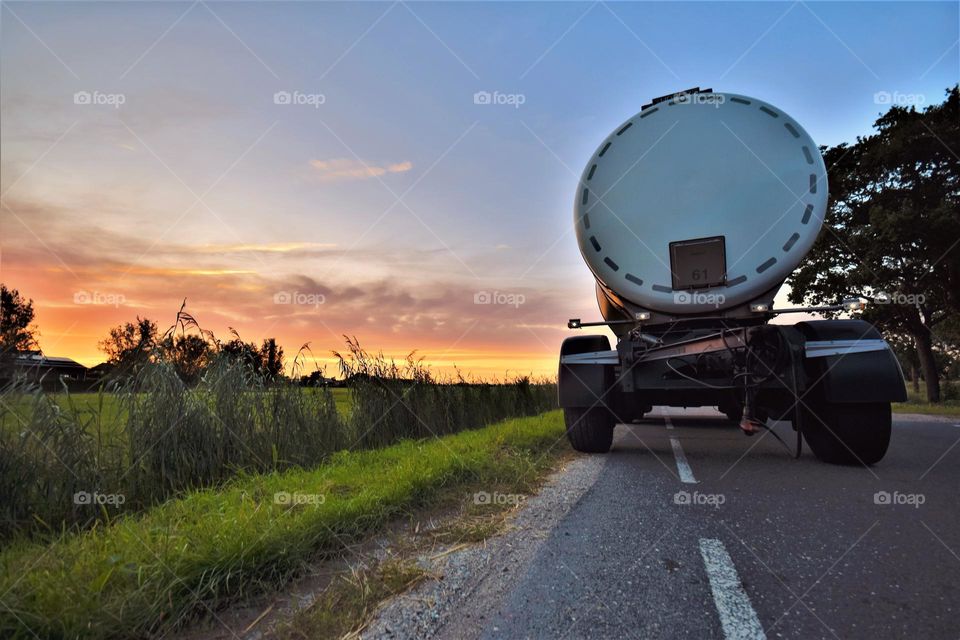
[783,232,800,251]
[581,95,822,299]
[757,257,777,273]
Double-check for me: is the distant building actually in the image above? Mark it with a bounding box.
[9,351,88,385]
[87,362,116,380]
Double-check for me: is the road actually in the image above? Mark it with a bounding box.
[365,408,960,640]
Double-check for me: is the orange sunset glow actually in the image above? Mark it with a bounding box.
[0,3,622,379]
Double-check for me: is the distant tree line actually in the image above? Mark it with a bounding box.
[97,315,287,384]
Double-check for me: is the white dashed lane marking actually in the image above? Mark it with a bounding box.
[670,436,697,484]
[699,538,767,640]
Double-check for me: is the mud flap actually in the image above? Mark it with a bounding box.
[797,320,907,403]
[558,335,613,409]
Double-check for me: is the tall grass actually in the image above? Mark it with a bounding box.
[0,339,555,541]
[335,337,552,447]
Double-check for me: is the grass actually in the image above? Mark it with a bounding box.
[0,410,567,639]
[892,385,960,417]
[3,388,354,438]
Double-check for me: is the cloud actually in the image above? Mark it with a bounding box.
[309,158,413,182]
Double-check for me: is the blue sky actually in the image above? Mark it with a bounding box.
[1,1,957,374]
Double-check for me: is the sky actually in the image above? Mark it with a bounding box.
[1,1,958,378]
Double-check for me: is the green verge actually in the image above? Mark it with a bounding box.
[0,411,566,639]
[892,401,960,417]
[893,387,960,417]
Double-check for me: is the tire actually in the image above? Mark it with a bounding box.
[801,401,891,465]
[564,407,615,453]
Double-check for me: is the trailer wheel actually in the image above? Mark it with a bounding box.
[801,401,891,465]
[564,407,615,453]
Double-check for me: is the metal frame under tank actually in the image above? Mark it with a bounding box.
[558,293,908,465]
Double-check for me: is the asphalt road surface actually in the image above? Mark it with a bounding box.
[367,408,960,640]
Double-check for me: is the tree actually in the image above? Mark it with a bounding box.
[885,332,921,393]
[221,338,263,374]
[99,317,158,373]
[0,285,38,354]
[260,338,284,380]
[788,86,960,402]
[161,334,211,384]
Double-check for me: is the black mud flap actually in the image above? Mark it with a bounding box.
[797,320,907,403]
[558,335,613,409]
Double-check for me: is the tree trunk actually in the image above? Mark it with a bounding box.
[913,329,941,402]
[910,364,920,393]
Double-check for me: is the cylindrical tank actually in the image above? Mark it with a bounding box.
[575,92,827,315]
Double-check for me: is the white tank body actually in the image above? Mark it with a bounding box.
[575,92,827,315]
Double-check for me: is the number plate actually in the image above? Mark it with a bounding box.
[669,236,727,290]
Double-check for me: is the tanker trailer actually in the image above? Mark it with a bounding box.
[559,88,907,465]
